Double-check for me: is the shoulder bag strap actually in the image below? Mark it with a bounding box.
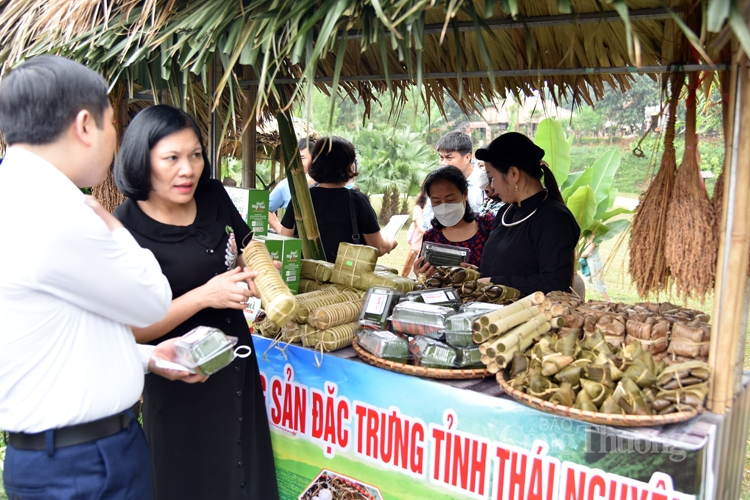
[348,189,361,244]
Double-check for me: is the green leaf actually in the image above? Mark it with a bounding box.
[534,118,570,186]
[593,219,630,244]
[729,4,750,59]
[707,0,730,32]
[597,207,633,223]
[588,150,621,207]
[562,167,593,202]
[566,186,597,232]
[606,187,618,211]
[561,171,582,192]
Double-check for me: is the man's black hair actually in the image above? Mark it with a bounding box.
[0,56,110,145]
[308,136,358,184]
[114,105,210,200]
[297,137,316,151]
[435,131,473,156]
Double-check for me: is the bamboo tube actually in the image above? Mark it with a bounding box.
[481,292,544,326]
[488,306,541,335]
[541,299,552,311]
[549,317,565,329]
[487,361,500,374]
[494,316,551,367]
[485,347,496,358]
[481,354,491,365]
[243,241,298,327]
[549,304,568,317]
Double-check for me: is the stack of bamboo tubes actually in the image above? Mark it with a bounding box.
[475,292,567,374]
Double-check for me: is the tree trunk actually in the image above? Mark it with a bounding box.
[380,187,400,224]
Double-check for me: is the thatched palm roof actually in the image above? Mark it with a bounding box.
[0,0,743,120]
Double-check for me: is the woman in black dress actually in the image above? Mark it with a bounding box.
[476,132,580,296]
[113,105,279,500]
[278,136,397,263]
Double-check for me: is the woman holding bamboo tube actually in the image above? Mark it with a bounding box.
[412,166,494,277]
[113,105,278,500]
[279,136,397,262]
[476,132,580,296]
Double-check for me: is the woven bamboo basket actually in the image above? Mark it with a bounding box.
[352,338,489,380]
[496,370,700,427]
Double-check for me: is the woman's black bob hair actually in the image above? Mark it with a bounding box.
[307,136,358,185]
[114,105,211,200]
[422,165,475,230]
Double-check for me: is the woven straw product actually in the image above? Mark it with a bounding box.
[300,324,320,347]
[294,289,361,323]
[308,300,365,330]
[495,370,699,427]
[331,243,379,287]
[300,259,335,282]
[317,323,358,351]
[255,318,281,338]
[359,271,416,293]
[242,240,298,327]
[299,278,325,293]
[352,338,489,379]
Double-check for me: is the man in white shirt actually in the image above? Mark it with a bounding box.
[422,131,484,231]
[0,56,206,499]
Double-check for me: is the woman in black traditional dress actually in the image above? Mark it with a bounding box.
[477,132,580,296]
[113,105,279,500]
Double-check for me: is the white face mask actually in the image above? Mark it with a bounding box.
[433,201,466,227]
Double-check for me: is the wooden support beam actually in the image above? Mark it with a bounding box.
[708,52,750,414]
[241,66,257,188]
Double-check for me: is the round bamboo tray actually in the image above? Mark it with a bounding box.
[496,370,700,427]
[352,338,489,380]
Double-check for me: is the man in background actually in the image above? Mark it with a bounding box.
[0,55,208,499]
[422,131,485,230]
[268,137,316,233]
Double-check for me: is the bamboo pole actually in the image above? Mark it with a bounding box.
[273,93,325,261]
[708,52,750,414]
[241,66,257,188]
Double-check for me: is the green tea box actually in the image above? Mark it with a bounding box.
[255,234,302,294]
[224,186,269,236]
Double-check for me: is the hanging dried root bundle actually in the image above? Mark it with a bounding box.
[629,73,683,297]
[664,73,718,303]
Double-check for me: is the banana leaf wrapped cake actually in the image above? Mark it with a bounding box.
[359,271,416,294]
[300,259,335,282]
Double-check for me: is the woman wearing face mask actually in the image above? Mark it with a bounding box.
[477,132,580,296]
[413,166,494,278]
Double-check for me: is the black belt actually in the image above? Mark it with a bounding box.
[8,410,133,451]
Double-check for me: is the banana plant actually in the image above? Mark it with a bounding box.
[534,118,632,256]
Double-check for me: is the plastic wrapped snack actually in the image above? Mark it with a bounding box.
[408,336,457,368]
[403,288,462,310]
[174,326,241,376]
[358,287,402,330]
[460,302,506,313]
[443,330,475,348]
[445,311,486,332]
[422,241,470,267]
[390,302,455,338]
[453,346,483,367]
[358,329,409,363]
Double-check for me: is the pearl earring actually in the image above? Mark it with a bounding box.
[515,184,518,192]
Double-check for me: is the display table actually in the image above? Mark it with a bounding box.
[253,335,745,500]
